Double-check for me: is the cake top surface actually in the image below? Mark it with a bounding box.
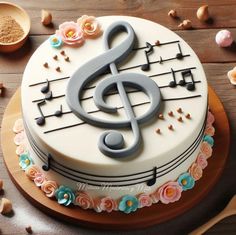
[21,16,207,174]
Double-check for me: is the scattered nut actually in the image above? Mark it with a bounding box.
[168,111,174,117]
[186,113,191,119]
[178,20,192,30]
[0,198,12,215]
[53,55,58,60]
[177,107,182,113]
[155,40,160,46]
[156,128,161,134]
[43,62,48,68]
[60,50,65,56]
[65,56,70,62]
[25,226,33,234]
[158,114,164,120]
[168,125,174,130]
[55,67,61,72]
[197,5,210,22]
[0,179,3,190]
[178,116,183,122]
[41,9,52,26]
[168,9,177,18]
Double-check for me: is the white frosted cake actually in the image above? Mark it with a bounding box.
[13,15,215,213]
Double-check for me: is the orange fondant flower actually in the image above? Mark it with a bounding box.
[196,152,208,169]
[41,180,58,198]
[204,124,215,136]
[75,191,94,209]
[77,15,102,38]
[100,196,118,212]
[200,141,213,159]
[189,163,203,181]
[25,165,41,180]
[56,21,84,45]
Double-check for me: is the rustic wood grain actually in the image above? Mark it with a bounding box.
[1,0,236,234]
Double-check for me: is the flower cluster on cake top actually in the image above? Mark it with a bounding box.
[13,110,215,214]
[49,15,102,48]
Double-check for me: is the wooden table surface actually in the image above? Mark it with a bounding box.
[0,1,236,234]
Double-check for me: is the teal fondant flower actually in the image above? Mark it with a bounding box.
[55,185,75,206]
[118,195,139,214]
[177,172,195,191]
[19,153,33,170]
[203,135,214,147]
[49,34,63,48]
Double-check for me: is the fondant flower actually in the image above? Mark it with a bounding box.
[93,200,102,213]
[177,172,195,191]
[100,196,117,212]
[137,193,152,208]
[13,119,24,133]
[25,165,41,180]
[16,143,27,156]
[118,195,139,214]
[158,181,182,204]
[77,15,101,38]
[14,131,26,145]
[41,180,58,198]
[203,135,214,147]
[150,191,159,203]
[55,185,75,206]
[19,153,33,170]
[196,153,208,169]
[34,172,47,187]
[74,191,94,209]
[189,163,203,181]
[49,34,63,48]
[207,111,215,125]
[56,21,84,45]
[227,67,236,85]
[204,124,215,137]
[200,141,213,159]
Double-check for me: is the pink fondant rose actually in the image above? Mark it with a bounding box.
[41,180,58,198]
[14,131,26,145]
[100,196,118,212]
[75,191,94,209]
[56,21,84,45]
[137,193,152,208]
[150,190,159,204]
[77,15,101,38]
[200,141,213,159]
[13,119,24,133]
[204,124,215,137]
[16,143,27,156]
[189,163,203,181]
[196,153,208,169]
[158,181,182,204]
[207,111,215,125]
[25,165,41,180]
[34,172,47,187]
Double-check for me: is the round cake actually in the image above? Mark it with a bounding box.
[15,15,215,213]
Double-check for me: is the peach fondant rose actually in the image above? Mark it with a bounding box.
[150,190,159,203]
[189,163,203,180]
[100,196,117,212]
[16,143,27,156]
[207,111,215,125]
[41,180,58,198]
[200,141,213,159]
[34,172,47,187]
[56,21,84,45]
[158,181,182,204]
[75,191,94,209]
[13,119,24,133]
[196,153,208,169]
[14,131,26,145]
[25,165,41,180]
[204,124,215,137]
[137,193,152,208]
[77,15,101,38]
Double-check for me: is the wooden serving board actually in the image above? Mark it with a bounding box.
[0,86,230,230]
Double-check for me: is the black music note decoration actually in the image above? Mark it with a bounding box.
[45,91,53,100]
[147,167,157,186]
[169,68,177,88]
[141,42,154,71]
[41,79,50,94]
[54,104,63,117]
[66,21,161,158]
[42,153,52,171]
[179,70,195,91]
[36,100,46,126]
[176,43,183,60]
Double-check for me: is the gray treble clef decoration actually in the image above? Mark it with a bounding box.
[66,21,161,158]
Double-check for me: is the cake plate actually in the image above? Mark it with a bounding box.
[1,86,230,230]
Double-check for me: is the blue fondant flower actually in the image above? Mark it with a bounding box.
[55,185,75,206]
[118,195,139,214]
[177,172,195,191]
[49,34,63,48]
[203,135,214,146]
[19,153,33,170]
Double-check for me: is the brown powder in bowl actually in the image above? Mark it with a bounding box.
[0,16,24,43]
